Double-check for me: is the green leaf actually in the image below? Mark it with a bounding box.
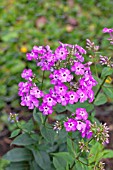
[54,104,66,113]
[10,129,21,138]
[94,93,107,105]
[75,160,88,170]
[103,87,113,99]
[11,133,36,146]
[32,150,52,170]
[6,162,30,170]
[102,149,113,158]
[89,142,103,164]
[30,161,42,170]
[22,119,34,132]
[2,32,18,42]
[40,125,55,145]
[53,157,65,170]
[56,128,67,144]
[67,137,76,157]
[101,67,113,78]
[3,148,33,162]
[66,102,94,112]
[33,109,44,125]
[52,152,74,164]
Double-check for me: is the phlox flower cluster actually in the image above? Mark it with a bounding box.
[64,108,92,139]
[103,27,113,44]
[18,42,98,138]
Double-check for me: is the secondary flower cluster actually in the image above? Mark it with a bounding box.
[103,27,113,44]
[64,108,92,139]
[18,42,98,137]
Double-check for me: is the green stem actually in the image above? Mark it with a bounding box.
[69,138,90,170]
[93,76,108,102]
[15,121,31,134]
[41,71,45,90]
[43,116,48,126]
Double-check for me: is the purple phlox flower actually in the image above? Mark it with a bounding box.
[21,69,33,81]
[59,68,73,82]
[99,55,109,65]
[54,83,68,95]
[49,70,60,85]
[37,53,55,71]
[39,103,53,115]
[55,46,69,60]
[68,91,79,104]
[75,45,86,55]
[58,41,73,48]
[26,51,38,61]
[18,81,32,96]
[87,89,94,103]
[76,108,88,121]
[75,52,84,62]
[76,89,88,103]
[32,45,49,55]
[103,27,113,33]
[81,120,92,139]
[43,94,57,106]
[57,93,69,106]
[21,94,39,109]
[71,62,85,75]
[64,118,77,131]
[76,121,86,132]
[30,86,44,98]
[79,74,98,90]
[49,88,58,100]
[85,131,93,139]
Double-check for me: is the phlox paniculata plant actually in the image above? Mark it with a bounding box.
[18,41,98,139]
[5,28,113,170]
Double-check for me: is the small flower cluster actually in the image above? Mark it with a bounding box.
[64,108,92,139]
[97,161,105,170]
[79,140,89,152]
[91,122,109,145]
[9,113,19,123]
[103,27,113,44]
[99,55,113,67]
[18,42,98,138]
[86,39,99,52]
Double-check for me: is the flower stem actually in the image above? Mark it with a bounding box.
[93,76,108,102]
[41,71,45,90]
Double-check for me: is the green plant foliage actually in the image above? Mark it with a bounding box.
[1,1,113,170]
[94,93,107,106]
[11,133,36,146]
[3,148,33,162]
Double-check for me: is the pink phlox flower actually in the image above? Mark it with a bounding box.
[55,46,69,60]
[54,83,68,95]
[26,51,38,60]
[59,68,73,82]
[30,86,44,98]
[71,62,85,75]
[68,91,79,104]
[39,103,53,115]
[64,118,77,131]
[76,89,88,103]
[21,69,33,81]
[103,27,113,33]
[49,70,60,85]
[57,93,69,106]
[43,94,57,106]
[76,108,88,121]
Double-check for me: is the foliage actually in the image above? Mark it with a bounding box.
[3,28,113,170]
[1,1,113,170]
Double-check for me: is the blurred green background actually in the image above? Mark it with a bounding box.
[0,0,113,131]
